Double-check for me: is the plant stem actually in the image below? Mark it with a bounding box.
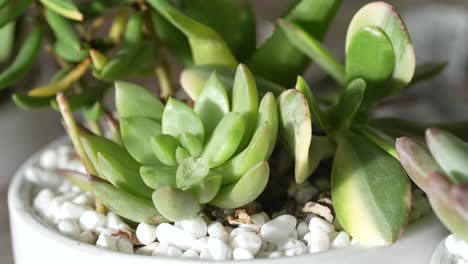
[155,57,174,99]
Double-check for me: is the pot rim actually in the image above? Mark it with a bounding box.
[8,136,447,263]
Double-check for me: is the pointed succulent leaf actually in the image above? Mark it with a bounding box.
[176,157,210,189]
[211,161,269,209]
[215,122,271,184]
[346,26,395,102]
[307,136,336,176]
[257,93,279,157]
[89,49,108,72]
[426,128,468,183]
[295,76,329,130]
[278,19,346,86]
[45,8,81,51]
[346,2,415,93]
[152,186,201,222]
[140,166,177,190]
[162,98,204,142]
[179,132,203,158]
[175,147,190,164]
[410,62,447,86]
[123,13,143,46]
[186,173,222,204]
[194,73,230,137]
[81,135,121,178]
[146,0,237,67]
[180,65,285,100]
[97,152,153,199]
[93,181,166,224]
[40,0,83,21]
[426,172,468,241]
[396,137,443,191]
[201,113,245,168]
[332,130,411,246]
[82,102,103,121]
[56,169,94,192]
[115,81,164,121]
[333,78,366,128]
[0,21,15,64]
[151,134,179,167]
[247,0,341,86]
[0,0,32,28]
[120,117,162,166]
[278,89,312,183]
[12,94,53,110]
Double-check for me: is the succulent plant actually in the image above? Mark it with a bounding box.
[396,129,468,242]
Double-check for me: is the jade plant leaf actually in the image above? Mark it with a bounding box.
[278,89,312,183]
[180,65,285,100]
[194,73,230,137]
[140,166,177,190]
[146,0,237,67]
[410,62,447,86]
[120,117,162,166]
[346,26,394,102]
[346,2,415,94]
[176,157,210,189]
[115,81,164,121]
[247,0,341,86]
[306,136,336,176]
[151,134,179,166]
[278,19,346,87]
[332,130,411,246]
[426,128,468,183]
[179,132,203,157]
[295,77,329,130]
[152,186,201,222]
[211,161,269,209]
[186,173,222,204]
[257,92,279,157]
[93,181,167,224]
[162,98,204,142]
[332,78,366,129]
[396,137,443,191]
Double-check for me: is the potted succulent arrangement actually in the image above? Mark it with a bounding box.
[4,0,467,263]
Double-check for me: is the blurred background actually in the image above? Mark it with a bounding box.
[1,0,467,263]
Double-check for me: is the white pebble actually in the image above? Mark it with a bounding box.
[251,213,267,227]
[167,246,183,257]
[446,235,468,260]
[96,233,118,251]
[106,212,125,230]
[80,231,96,244]
[40,149,58,169]
[192,237,209,253]
[34,189,55,212]
[261,214,297,244]
[156,223,196,250]
[136,242,159,255]
[208,237,231,261]
[200,248,214,260]
[307,226,330,253]
[309,216,334,234]
[152,241,169,256]
[182,249,200,258]
[233,248,254,260]
[79,210,106,231]
[208,221,229,242]
[297,221,309,239]
[180,217,207,238]
[117,237,134,254]
[230,227,254,241]
[331,231,350,249]
[267,251,283,258]
[58,219,81,238]
[48,197,66,220]
[136,223,157,246]
[230,231,262,255]
[59,202,87,220]
[73,193,93,206]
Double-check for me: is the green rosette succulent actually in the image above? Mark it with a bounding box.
[79,64,278,222]
[396,129,468,242]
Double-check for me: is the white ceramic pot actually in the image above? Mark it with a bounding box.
[8,138,449,264]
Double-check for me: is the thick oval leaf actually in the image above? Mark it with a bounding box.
[40,0,83,21]
[215,122,270,184]
[346,26,394,102]
[53,40,88,63]
[396,137,443,191]
[81,135,120,178]
[140,166,177,190]
[152,187,201,222]
[194,72,230,137]
[175,147,190,164]
[186,173,222,204]
[333,78,366,128]
[162,98,204,142]
[306,135,336,176]
[257,93,278,157]
[146,0,237,67]
[45,8,81,50]
[278,89,312,183]
[93,181,166,224]
[115,81,164,121]
[123,13,143,45]
[426,128,468,183]
[346,2,415,93]
[151,134,179,166]
[179,132,202,157]
[176,157,209,189]
[332,130,411,246]
[180,65,286,100]
[121,117,162,166]
[201,113,245,168]
[210,161,269,209]
[295,76,329,130]
[98,152,153,199]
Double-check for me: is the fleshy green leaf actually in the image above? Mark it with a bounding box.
[82,102,103,121]
[12,94,53,110]
[175,147,190,164]
[332,130,411,246]
[151,134,179,166]
[257,93,278,157]
[332,78,366,128]
[211,161,269,209]
[396,137,443,191]
[45,8,81,51]
[0,0,32,28]
[93,181,166,224]
[176,157,209,189]
[426,128,468,183]
[140,166,177,190]
[307,135,335,176]
[410,62,447,86]
[179,132,202,157]
[201,113,245,168]
[40,0,83,21]
[278,89,312,183]
[115,81,164,121]
[0,21,15,63]
[152,186,201,222]
[120,117,162,166]
[295,76,329,130]
[162,98,204,142]
[346,2,415,93]
[194,72,230,137]
[346,26,395,102]
[186,173,222,204]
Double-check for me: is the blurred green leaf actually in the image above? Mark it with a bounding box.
[409,62,447,86]
[332,78,366,129]
[40,0,83,21]
[12,94,53,110]
[0,0,32,28]
[45,8,81,51]
[82,102,103,121]
[0,21,15,63]
[115,81,164,121]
